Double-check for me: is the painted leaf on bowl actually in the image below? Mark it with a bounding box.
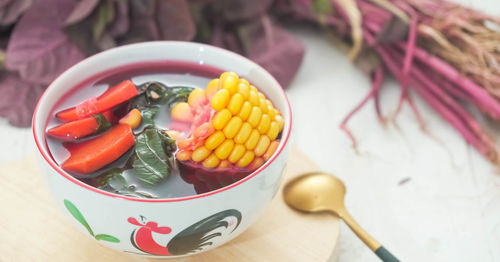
[95,234,120,243]
[63,199,94,237]
[6,0,85,85]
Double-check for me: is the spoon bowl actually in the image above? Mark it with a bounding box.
[283,172,346,215]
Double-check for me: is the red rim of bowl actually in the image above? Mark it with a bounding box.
[32,41,292,203]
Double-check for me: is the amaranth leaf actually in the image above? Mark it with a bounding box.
[132,127,175,186]
[6,0,85,85]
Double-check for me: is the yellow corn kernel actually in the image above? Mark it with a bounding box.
[265,99,273,107]
[212,109,232,130]
[239,78,249,86]
[248,157,264,171]
[176,150,192,161]
[119,108,142,129]
[215,139,234,160]
[165,130,181,141]
[228,144,246,163]
[234,122,252,144]
[187,88,207,107]
[218,160,231,169]
[257,114,271,134]
[245,130,260,150]
[250,85,258,92]
[228,93,244,115]
[203,153,220,168]
[211,89,230,111]
[171,102,193,122]
[263,140,280,161]
[192,146,211,162]
[254,135,270,156]
[275,115,285,131]
[205,131,225,150]
[237,151,255,168]
[259,97,268,113]
[266,121,280,140]
[238,82,250,100]
[238,101,252,121]
[248,90,260,106]
[223,116,243,139]
[220,71,239,82]
[248,106,262,127]
[274,108,280,117]
[258,92,265,100]
[222,75,239,95]
[267,104,276,119]
[206,79,220,98]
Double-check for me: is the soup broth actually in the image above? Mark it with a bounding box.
[45,61,284,199]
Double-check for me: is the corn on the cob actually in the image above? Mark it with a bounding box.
[171,72,283,173]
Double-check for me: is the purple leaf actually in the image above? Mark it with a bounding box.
[6,0,85,85]
[210,23,244,54]
[0,72,45,127]
[0,0,12,9]
[0,0,32,26]
[63,0,100,26]
[122,0,195,44]
[211,0,273,22]
[239,18,305,88]
[156,0,196,40]
[107,0,129,38]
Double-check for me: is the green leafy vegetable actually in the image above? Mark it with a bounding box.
[165,86,195,106]
[139,106,159,128]
[93,112,112,133]
[132,127,176,186]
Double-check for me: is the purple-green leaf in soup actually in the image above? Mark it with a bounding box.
[0,72,45,127]
[5,0,85,85]
[239,18,305,88]
[0,0,32,26]
[63,0,100,26]
[211,0,273,22]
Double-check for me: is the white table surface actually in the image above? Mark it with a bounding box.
[1,1,500,261]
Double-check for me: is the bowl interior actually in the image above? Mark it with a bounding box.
[33,41,292,202]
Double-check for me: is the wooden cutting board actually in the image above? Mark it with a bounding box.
[0,146,339,262]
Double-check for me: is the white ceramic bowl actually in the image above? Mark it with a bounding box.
[32,41,292,258]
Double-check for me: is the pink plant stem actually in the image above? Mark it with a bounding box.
[379,46,495,159]
[364,29,426,128]
[340,66,384,150]
[394,15,418,117]
[400,44,500,119]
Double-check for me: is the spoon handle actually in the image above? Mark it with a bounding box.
[339,210,400,262]
[374,246,399,262]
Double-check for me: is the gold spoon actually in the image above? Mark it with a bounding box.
[283,172,400,262]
